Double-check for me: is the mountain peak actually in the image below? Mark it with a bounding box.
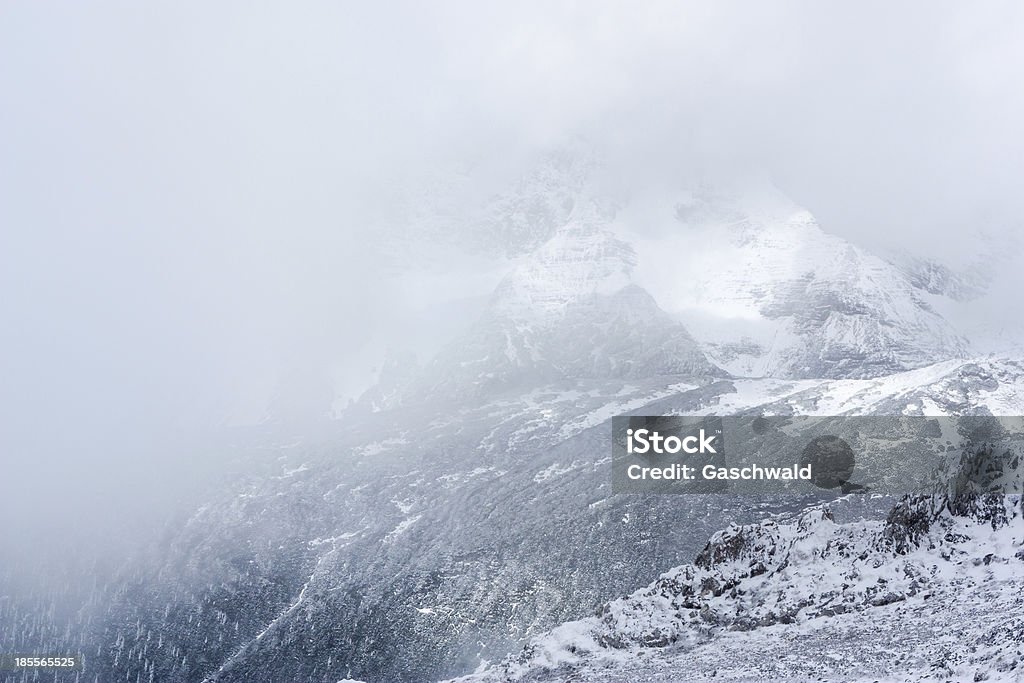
[394,216,718,404]
[491,208,634,321]
[634,185,970,379]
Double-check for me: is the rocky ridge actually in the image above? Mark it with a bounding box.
[455,445,1024,682]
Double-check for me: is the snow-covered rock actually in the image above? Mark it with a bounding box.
[633,185,969,379]
[456,445,1024,682]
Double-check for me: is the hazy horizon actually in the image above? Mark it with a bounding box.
[3,0,1023,570]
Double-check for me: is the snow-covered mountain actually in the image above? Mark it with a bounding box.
[453,446,1024,682]
[371,152,973,403]
[7,146,1021,683]
[399,205,718,404]
[630,185,970,379]
[10,356,1016,683]
[362,150,976,412]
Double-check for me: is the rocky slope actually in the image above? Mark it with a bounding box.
[454,445,1024,682]
[5,358,1011,683]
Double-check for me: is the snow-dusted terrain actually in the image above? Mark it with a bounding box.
[3,146,1022,683]
[452,447,1024,682]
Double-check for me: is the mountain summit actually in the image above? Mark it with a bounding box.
[634,184,970,379]
[405,202,718,403]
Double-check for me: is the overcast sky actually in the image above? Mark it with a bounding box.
[2,1,1023,556]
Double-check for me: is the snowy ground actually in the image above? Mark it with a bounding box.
[453,484,1024,683]
[514,583,1024,682]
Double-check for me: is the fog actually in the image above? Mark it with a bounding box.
[2,1,1023,565]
